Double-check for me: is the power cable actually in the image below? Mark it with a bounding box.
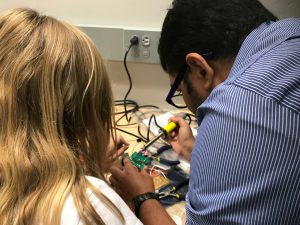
[123,35,139,122]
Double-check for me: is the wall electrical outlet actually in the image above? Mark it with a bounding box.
[124,29,160,64]
[78,26,161,64]
[142,35,150,47]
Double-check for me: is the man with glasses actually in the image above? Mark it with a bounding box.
[110,0,300,224]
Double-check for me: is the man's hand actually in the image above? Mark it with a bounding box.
[167,116,195,162]
[109,156,155,203]
[104,134,129,172]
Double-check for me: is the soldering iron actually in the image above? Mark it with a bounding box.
[143,114,187,150]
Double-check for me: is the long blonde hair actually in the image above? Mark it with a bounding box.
[0,8,123,225]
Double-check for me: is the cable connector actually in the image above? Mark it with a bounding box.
[130,35,139,45]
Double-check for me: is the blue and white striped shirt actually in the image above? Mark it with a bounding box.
[187,18,300,225]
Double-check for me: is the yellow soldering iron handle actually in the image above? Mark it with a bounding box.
[162,122,177,135]
[161,113,187,137]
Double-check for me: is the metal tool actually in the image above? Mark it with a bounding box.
[157,178,189,200]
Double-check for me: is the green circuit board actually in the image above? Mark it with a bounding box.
[130,152,152,169]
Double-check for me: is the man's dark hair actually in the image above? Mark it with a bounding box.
[158,0,277,73]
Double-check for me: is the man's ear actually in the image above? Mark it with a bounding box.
[186,52,214,90]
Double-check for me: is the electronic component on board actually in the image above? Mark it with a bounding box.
[130,151,152,169]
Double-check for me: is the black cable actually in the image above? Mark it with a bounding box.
[114,104,138,115]
[185,113,196,125]
[114,101,161,127]
[115,99,139,106]
[145,114,162,141]
[123,36,139,122]
[116,114,138,127]
[137,124,149,142]
[116,36,169,140]
[114,100,138,115]
[114,101,138,126]
[123,46,133,122]
[184,114,191,125]
[115,113,127,124]
[116,127,147,143]
[153,115,163,130]
[147,114,155,141]
[138,104,160,109]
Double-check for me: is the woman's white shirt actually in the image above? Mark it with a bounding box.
[61,176,143,225]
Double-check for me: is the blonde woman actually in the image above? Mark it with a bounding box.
[0,8,142,225]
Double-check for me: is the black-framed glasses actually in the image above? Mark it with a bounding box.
[165,52,213,108]
[165,65,188,108]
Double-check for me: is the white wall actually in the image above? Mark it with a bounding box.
[1,0,299,109]
[1,0,299,27]
[260,0,300,19]
[0,0,171,28]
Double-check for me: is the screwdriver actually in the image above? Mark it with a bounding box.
[143,113,187,150]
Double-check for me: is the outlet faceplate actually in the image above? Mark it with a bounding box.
[124,29,160,64]
[78,26,161,64]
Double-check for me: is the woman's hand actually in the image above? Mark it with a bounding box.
[104,134,129,172]
[109,156,155,203]
[166,116,195,162]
